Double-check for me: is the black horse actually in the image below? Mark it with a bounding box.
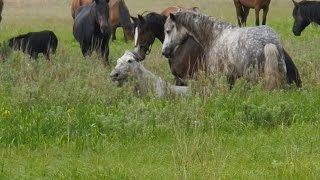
[292,0,320,36]
[8,30,58,60]
[73,0,111,65]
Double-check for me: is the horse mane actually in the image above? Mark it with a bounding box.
[297,1,320,24]
[141,12,167,41]
[144,12,167,26]
[173,11,234,47]
[118,0,132,28]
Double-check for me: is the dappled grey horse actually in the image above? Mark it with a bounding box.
[162,11,287,90]
[110,50,188,97]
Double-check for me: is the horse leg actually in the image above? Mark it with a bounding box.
[44,52,50,60]
[31,52,38,60]
[112,26,117,41]
[243,7,250,27]
[175,76,187,86]
[98,39,109,66]
[254,7,261,26]
[123,28,128,43]
[262,7,269,25]
[234,3,243,27]
[81,43,91,58]
[227,75,236,90]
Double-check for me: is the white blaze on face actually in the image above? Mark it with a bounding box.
[134,27,139,47]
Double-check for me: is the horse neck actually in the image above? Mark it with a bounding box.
[147,14,167,43]
[178,14,233,50]
[302,2,320,24]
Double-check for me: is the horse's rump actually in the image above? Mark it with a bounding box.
[71,0,93,19]
[160,6,199,16]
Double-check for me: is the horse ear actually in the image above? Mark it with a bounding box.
[169,13,176,21]
[292,0,299,7]
[138,15,145,23]
[130,16,138,23]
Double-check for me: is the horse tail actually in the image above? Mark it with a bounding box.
[49,32,58,54]
[283,49,302,87]
[264,43,287,90]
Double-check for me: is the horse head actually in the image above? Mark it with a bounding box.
[94,0,110,34]
[131,13,159,60]
[162,13,189,58]
[110,50,140,85]
[292,0,310,36]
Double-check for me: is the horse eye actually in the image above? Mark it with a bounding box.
[166,30,171,34]
[128,59,134,63]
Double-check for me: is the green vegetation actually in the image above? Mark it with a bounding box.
[0,0,320,179]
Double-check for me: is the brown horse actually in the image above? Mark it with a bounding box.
[0,0,3,22]
[71,0,92,19]
[71,0,134,42]
[233,0,271,27]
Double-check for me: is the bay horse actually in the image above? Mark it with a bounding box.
[110,50,189,97]
[73,0,111,65]
[233,0,271,27]
[71,0,133,42]
[162,11,288,90]
[131,7,204,86]
[292,0,320,36]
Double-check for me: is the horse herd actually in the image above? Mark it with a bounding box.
[2,0,320,96]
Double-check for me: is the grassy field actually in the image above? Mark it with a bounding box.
[1,0,320,179]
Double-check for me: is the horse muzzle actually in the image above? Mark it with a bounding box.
[110,71,120,82]
[161,48,173,59]
[292,29,301,36]
[100,24,110,34]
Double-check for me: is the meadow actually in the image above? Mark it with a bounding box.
[0,0,320,179]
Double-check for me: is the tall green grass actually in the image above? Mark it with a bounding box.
[0,0,320,179]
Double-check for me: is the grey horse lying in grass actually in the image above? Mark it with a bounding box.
[110,50,188,97]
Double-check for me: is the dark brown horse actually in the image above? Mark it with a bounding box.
[131,7,204,86]
[73,0,111,65]
[233,0,271,27]
[71,0,134,42]
[0,0,3,22]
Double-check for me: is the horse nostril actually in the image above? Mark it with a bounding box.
[110,72,119,79]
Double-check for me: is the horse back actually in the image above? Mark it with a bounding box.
[73,5,95,42]
[160,6,198,17]
[237,0,271,8]
[71,0,93,19]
